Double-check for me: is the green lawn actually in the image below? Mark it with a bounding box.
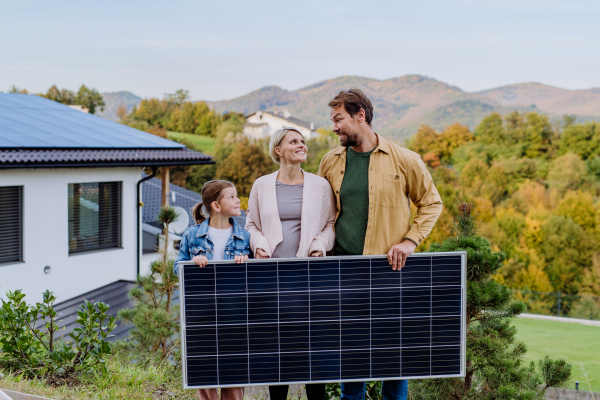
[167,131,216,155]
[513,318,600,392]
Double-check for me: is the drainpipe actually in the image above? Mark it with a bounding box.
[137,166,158,276]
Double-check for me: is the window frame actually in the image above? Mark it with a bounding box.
[0,185,24,266]
[68,181,122,255]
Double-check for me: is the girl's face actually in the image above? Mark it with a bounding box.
[211,186,241,217]
[276,131,307,164]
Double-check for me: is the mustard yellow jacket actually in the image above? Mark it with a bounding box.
[317,133,443,255]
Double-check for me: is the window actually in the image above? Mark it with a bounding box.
[68,182,121,254]
[0,186,23,264]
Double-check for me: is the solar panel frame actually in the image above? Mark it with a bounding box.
[179,252,466,389]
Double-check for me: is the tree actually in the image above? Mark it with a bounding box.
[8,85,28,94]
[164,89,190,106]
[559,122,600,160]
[118,206,180,359]
[474,113,505,145]
[215,137,275,197]
[437,123,474,163]
[38,84,105,114]
[409,202,571,400]
[75,85,105,114]
[42,85,75,104]
[546,153,587,193]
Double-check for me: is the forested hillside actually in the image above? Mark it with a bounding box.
[407,112,600,317]
[205,75,600,141]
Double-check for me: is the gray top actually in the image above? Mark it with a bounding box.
[272,180,304,259]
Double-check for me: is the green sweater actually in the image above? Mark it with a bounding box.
[334,147,374,256]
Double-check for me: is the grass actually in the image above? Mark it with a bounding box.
[167,131,216,155]
[0,351,198,400]
[513,317,600,392]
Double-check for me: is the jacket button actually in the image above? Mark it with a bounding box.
[336,190,339,194]
[225,251,229,255]
[395,175,399,180]
[340,170,344,174]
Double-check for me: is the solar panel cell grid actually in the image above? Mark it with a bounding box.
[180,253,465,388]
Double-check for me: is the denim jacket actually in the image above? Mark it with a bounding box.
[173,218,251,276]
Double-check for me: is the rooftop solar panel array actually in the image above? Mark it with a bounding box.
[0,94,184,149]
[179,253,465,388]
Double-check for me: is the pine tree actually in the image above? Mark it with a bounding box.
[409,202,571,400]
[118,206,180,359]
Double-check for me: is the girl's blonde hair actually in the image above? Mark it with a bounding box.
[269,127,305,163]
[192,180,235,224]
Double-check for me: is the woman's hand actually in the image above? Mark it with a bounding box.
[310,251,323,257]
[234,255,249,264]
[255,248,270,259]
[192,255,209,268]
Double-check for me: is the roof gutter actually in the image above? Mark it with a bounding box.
[0,160,215,169]
[137,167,158,276]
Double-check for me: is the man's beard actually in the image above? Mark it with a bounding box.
[339,130,362,147]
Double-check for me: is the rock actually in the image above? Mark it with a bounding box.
[0,372,4,379]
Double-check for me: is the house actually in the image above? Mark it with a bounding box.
[0,93,213,304]
[243,110,316,139]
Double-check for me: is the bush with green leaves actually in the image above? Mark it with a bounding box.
[0,289,116,379]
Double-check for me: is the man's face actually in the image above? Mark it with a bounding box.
[330,105,363,147]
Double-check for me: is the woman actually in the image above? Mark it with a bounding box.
[245,127,336,400]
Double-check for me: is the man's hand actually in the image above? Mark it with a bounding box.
[387,240,417,271]
[255,248,270,259]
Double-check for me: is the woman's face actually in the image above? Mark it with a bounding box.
[276,131,307,164]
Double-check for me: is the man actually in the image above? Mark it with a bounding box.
[317,88,443,400]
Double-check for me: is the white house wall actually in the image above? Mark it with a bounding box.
[246,113,312,138]
[0,167,140,304]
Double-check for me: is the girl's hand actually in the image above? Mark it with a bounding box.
[192,255,209,268]
[234,255,249,264]
[255,248,270,259]
[310,251,324,257]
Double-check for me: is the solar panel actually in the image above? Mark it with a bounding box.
[0,94,184,149]
[179,252,466,389]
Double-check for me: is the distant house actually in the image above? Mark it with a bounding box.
[0,93,212,304]
[243,110,316,139]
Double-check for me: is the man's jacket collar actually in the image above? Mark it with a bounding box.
[333,132,390,155]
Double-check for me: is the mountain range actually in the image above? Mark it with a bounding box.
[101,75,600,141]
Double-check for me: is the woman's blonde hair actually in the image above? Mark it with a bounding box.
[269,127,305,163]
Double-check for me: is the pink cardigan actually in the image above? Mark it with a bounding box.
[245,170,336,257]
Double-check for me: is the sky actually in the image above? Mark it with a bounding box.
[1,0,599,101]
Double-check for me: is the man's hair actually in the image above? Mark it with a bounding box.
[328,87,373,126]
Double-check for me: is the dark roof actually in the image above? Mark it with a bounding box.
[40,280,181,342]
[142,176,246,229]
[245,111,314,130]
[0,94,183,149]
[0,148,213,169]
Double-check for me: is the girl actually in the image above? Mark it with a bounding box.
[174,180,250,400]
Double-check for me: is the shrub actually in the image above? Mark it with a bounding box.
[0,289,115,380]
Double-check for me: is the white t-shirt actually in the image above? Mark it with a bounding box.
[208,226,233,261]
